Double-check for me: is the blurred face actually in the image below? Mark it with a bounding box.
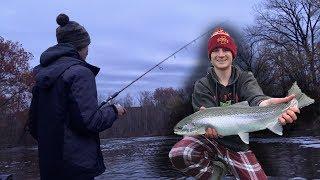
[210,48,233,70]
[78,46,89,61]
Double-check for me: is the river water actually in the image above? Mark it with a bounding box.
[0,136,319,179]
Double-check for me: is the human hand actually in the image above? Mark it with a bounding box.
[259,95,300,125]
[200,106,219,138]
[115,104,127,116]
[205,126,219,138]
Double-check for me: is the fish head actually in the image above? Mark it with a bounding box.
[174,121,206,135]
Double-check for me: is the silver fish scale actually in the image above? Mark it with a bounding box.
[175,102,290,136]
[191,103,288,120]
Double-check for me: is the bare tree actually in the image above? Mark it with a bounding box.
[153,87,180,108]
[246,0,320,100]
[120,93,134,107]
[137,91,154,107]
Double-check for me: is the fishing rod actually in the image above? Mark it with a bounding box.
[99,28,215,109]
[17,26,222,145]
[20,27,216,141]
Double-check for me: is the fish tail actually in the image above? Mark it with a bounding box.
[288,82,314,108]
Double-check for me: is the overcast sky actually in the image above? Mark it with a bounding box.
[1,0,260,103]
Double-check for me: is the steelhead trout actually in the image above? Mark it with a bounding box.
[174,82,314,144]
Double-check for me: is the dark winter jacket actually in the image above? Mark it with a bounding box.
[28,43,118,179]
[192,66,269,151]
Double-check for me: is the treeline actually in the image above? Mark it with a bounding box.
[100,87,194,138]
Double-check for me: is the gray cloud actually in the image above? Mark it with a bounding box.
[1,0,260,100]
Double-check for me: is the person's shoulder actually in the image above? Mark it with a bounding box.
[241,71,255,80]
[194,75,210,87]
[236,67,255,80]
[71,64,94,76]
[193,74,213,94]
[63,63,94,82]
[237,69,259,89]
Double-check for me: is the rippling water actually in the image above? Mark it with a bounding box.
[0,136,319,179]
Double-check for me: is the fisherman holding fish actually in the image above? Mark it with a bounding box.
[28,14,127,180]
[169,28,302,180]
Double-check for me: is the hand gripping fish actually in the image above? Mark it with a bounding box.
[174,82,314,144]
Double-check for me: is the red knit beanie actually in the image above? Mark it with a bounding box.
[207,28,237,59]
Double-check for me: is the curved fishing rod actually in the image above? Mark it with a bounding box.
[19,27,220,145]
[99,28,215,109]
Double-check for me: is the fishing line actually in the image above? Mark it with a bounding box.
[87,28,215,120]
[101,28,215,107]
[23,24,226,139]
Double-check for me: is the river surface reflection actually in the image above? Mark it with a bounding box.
[0,136,319,179]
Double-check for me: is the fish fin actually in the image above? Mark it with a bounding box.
[267,122,283,135]
[287,82,314,108]
[231,101,250,107]
[238,132,249,144]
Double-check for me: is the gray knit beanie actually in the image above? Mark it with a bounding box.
[56,13,91,50]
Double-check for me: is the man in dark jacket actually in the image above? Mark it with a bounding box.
[169,28,300,179]
[28,13,126,180]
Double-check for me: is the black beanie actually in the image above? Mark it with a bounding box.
[56,13,91,50]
